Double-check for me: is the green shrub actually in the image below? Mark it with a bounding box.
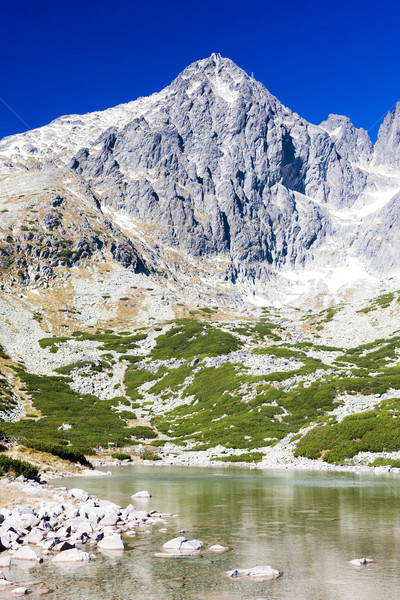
[111,452,131,461]
[0,345,9,360]
[119,355,143,364]
[24,440,92,467]
[1,369,133,453]
[295,403,400,464]
[0,456,38,479]
[369,457,400,468]
[130,426,158,439]
[151,319,241,360]
[140,449,161,461]
[119,410,137,420]
[148,364,194,395]
[211,452,264,463]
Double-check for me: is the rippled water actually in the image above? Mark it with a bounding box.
[6,466,400,600]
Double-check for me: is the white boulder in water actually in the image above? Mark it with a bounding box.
[226,565,281,580]
[13,546,42,563]
[209,544,228,553]
[163,536,203,554]
[132,491,152,498]
[52,549,90,563]
[97,534,124,551]
[349,558,374,567]
[0,579,15,589]
[0,556,11,568]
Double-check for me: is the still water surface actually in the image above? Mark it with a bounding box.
[8,466,400,600]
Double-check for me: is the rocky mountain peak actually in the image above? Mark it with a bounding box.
[375,101,400,168]
[0,56,399,303]
[170,53,277,111]
[319,114,373,164]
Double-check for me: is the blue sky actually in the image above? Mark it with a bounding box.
[1,0,399,141]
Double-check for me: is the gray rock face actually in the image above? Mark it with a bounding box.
[375,103,400,168]
[66,54,371,281]
[0,53,399,293]
[354,191,400,273]
[320,114,373,163]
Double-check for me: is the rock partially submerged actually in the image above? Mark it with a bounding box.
[0,480,174,596]
[13,546,43,563]
[0,579,15,589]
[132,491,152,498]
[154,551,201,559]
[209,544,228,553]
[162,536,203,554]
[52,549,90,563]
[97,534,124,551]
[0,482,171,591]
[0,555,11,568]
[349,558,374,567]
[226,566,281,580]
[11,588,28,596]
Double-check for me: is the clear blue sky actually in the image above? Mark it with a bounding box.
[1,0,399,142]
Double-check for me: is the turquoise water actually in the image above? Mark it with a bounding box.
[7,466,400,599]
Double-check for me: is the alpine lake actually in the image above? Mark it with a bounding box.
[6,466,400,600]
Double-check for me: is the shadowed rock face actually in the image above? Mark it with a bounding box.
[319,114,373,164]
[375,102,400,169]
[67,54,372,282]
[1,53,399,289]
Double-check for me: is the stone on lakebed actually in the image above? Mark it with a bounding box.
[0,579,15,588]
[11,588,28,596]
[52,549,90,563]
[226,565,281,580]
[97,534,124,551]
[349,558,374,567]
[131,491,151,498]
[0,555,11,568]
[162,536,203,553]
[209,544,228,553]
[12,546,42,563]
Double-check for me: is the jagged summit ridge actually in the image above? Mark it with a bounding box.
[319,114,373,164]
[0,54,400,302]
[374,102,400,168]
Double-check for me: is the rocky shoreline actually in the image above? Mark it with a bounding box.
[0,475,172,595]
[90,453,400,475]
[0,455,394,596]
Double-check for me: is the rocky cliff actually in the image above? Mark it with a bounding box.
[0,54,399,302]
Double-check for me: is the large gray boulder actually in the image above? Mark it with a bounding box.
[68,489,90,501]
[12,546,42,563]
[99,512,119,527]
[226,565,281,580]
[11,588,28,596]
[163,536,203,553]
[97,534,124,551]
[52,548,90,563]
